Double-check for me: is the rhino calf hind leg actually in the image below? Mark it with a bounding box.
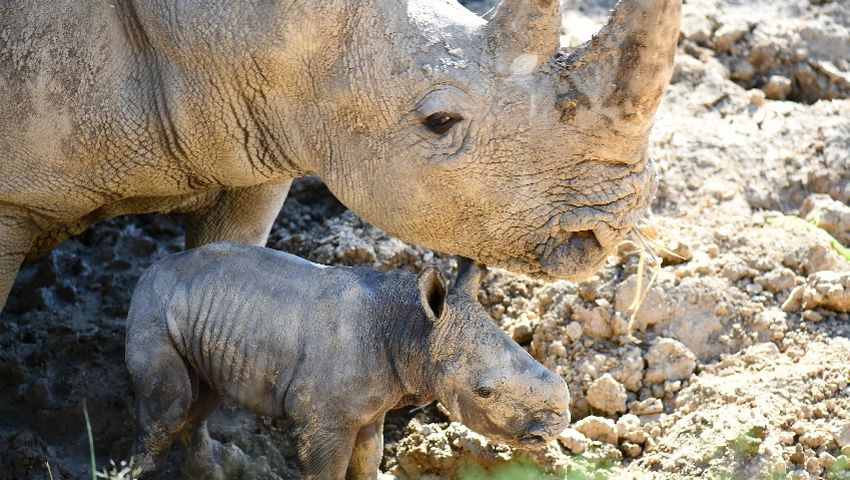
[126,336,193,475]
[184,179,292,248]
[346,417,385,480]
[0,213,34,313]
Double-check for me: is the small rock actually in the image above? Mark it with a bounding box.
[721,262,758,282]
[800,429,834,449]
[805,456,824,477]
[783,286,805,312]
[800,194,850,246]
[565,321,583,342]
[833,423,850,447]
[586,374,628,415]
[578,277,600,301]
[748,89,767,106]
[616,414,648,445]
[764,75,793,100]
[574,303,613,339]
[629,398,664,416]
[557,428,589,454]
[800,245,845,276]
[574,416,618,445]
[510,320,533,344]
[621,442,642,458]
[756,268,797,293]
[802,271,850,313]
[777,431,796,445]
[548,340,568,358]
[680,12,712,44]
[713,19,749,53]
[660,241,693,265]
[644,338,697,384]
[730,58,755,82]
[819,452,836,469]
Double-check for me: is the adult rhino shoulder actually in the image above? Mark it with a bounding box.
[0,0,680,311]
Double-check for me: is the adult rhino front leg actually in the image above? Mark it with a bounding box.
[0,208,34,313]
[184,178,292,248]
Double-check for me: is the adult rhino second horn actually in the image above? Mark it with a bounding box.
[486,0,561,69]
[555,0,682,153]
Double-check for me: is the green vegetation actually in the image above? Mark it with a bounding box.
[83,400,139,479]
[457,453,619,480]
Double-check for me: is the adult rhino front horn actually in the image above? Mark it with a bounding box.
[0,0,680,311]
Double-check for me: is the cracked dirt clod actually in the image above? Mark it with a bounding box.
[801,271,850,312]
[644,339,698,385]
[586,373,628,415]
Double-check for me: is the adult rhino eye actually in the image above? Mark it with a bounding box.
[424,111,462,135]
[476,386,493,398]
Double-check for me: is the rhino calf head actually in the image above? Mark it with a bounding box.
[423,260,571,446]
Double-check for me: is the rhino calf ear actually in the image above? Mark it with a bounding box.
[417,267,447,321]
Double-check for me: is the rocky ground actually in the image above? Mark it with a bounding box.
[1,0,849,479]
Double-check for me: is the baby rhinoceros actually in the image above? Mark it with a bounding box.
[125,242,570,479]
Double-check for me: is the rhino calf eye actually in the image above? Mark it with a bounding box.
[424,111,462,135]
[476,386,493,398]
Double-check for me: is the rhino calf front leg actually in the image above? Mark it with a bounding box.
[184,178,292,248]
[346,417,385,480]
[291,420,358,480]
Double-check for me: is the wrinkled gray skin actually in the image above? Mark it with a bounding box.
[125,242,570,479]
[0,0,681,312]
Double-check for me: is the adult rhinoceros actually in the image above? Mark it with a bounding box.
[0,0,680,311]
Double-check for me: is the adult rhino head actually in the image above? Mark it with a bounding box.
[284,0,679,279]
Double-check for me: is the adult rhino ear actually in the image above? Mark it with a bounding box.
[453,257,484,297]
[417,267,447,321]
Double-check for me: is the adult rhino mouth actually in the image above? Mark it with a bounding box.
[539,228,616,280]
[538,165,658,280]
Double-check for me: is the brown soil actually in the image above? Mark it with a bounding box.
[1,0,849,479]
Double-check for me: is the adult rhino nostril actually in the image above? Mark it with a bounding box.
[569,230,600,249]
